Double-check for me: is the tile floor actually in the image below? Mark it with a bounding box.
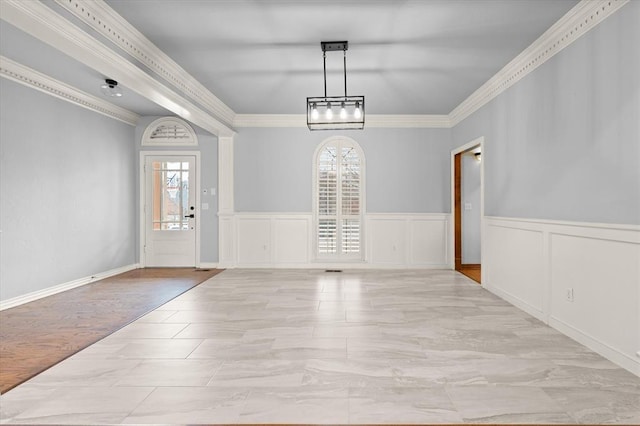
[1,269,639,424]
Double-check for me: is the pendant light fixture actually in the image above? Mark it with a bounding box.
[307,41,365,130]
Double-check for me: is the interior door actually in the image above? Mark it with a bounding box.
[144,155,197,267]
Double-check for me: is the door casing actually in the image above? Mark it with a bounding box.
[450,137,484,284]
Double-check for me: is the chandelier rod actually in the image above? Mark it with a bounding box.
[323,51,327,98]
[344,49,347,97]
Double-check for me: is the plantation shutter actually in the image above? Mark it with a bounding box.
[316,140,362,259]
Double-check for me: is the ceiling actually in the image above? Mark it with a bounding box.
[104,0,579,115]
[0,0,580,123]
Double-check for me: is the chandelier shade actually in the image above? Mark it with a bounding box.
[307,95,365,130]
[307,41,365,131]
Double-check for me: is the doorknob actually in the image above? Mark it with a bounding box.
[184,214,195,218]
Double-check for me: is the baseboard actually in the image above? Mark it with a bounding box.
[549,316,640,377]
[483,282,546,323]
[218,263,451,270]
[198,262,220,269]
[0,263,141,311]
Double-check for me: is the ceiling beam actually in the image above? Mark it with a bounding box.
[0,0,235,137]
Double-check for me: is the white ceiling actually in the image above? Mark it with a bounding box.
[105,0,579,115]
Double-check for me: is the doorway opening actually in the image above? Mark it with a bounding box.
[451,138,483,284]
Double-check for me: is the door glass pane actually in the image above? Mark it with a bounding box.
[152,161,190,230]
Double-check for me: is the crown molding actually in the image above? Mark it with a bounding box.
[0,55,140,126]
[449,0,630,126]
[1,0,628,133]
[54,0,236,128]
[234,114,452,128]
[0,0,235,137]
[365,115,451,128]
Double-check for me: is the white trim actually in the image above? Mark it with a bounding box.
[234,114,452,128]
[483,216,640,376]
[141,117,198,146]
[0,263,140,311]
[139,151,202,268]
[0,0,235,137]
[450,137,485,274]
[54,0,235,127]
[0,56,139,126]
[550,315,640,377]
[449,0,630,125]
[2,0,627,131]
[198,262,220,269]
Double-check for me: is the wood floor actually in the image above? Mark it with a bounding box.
[0,268,222,394]
[459,264,481,284]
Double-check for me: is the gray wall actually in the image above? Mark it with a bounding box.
[0,78,137,301]
[452,1,640,225]
[134,117,219,263]
[234,127,452,213]
[462,152,481,263]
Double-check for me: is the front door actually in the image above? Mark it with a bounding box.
[144,155,197,266]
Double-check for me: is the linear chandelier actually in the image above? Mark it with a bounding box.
[307,41,365,131]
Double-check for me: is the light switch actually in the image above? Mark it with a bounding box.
[202,203,209,210]
[464,203,472,210]
[211,187,216,196]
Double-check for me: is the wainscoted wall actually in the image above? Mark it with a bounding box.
[483,216,640,375]
[219,213,450,269]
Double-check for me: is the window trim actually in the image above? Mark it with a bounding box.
[312,136,366,262]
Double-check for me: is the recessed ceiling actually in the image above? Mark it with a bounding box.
[105,0,579,115]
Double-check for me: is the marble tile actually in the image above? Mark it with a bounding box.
[115,359,223,386]
[123,387,249,424]
[446,385,573,423]
[208,360,306,387]
[188,338,275,359]
[173,323,246,339]
[238,387,349,424]
[107,338,203,359]
[8,386,154,424]
[134,310,178,322]
[543,387,640,424]
[302,358,397,388]
[26,359,141,387]
[109,322,188,338]
[349,387,463,423]
[0,385,60,422]
[4,269,639,425]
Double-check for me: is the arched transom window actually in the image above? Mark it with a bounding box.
[314,137,365,260]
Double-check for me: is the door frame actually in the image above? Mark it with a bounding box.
[139,150,201,267]
[450,136,484,284]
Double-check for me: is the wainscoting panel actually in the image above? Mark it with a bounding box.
[237,217,271,264]
[484,216,640,376]
[273,217,311,264]
[226,213,450,269]
[367,217,406,265]
[484,223,545,316]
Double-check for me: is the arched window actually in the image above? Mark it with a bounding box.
[141,117,198,147]
[313,136,365,260]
